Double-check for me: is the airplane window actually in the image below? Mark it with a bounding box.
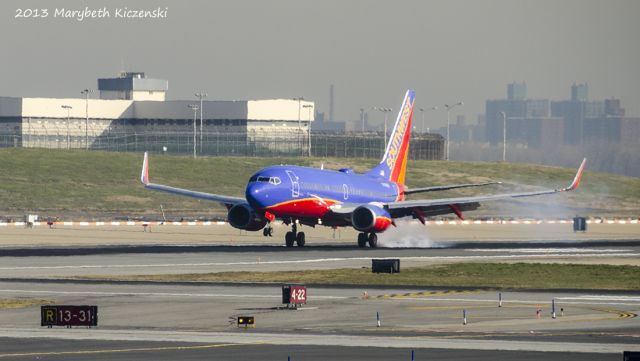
[257,176,270,182]
[249,175,258,182]
[269,177,281,185]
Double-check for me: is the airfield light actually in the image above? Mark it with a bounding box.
[293,97,304,155]
[188,104,199,158]
[418,106,438,134]
[80,89,93,150]
[444,101,463,161]
[303,104,313,157]
[195,92,207,153]
[374,107,393,150]
[501,111,507,162]
[61,105,72,150]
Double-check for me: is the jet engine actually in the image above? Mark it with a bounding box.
[227,203,267,231]
[351,204,392,233]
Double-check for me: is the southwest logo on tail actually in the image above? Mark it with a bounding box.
[367,89,415,185]
[140,90,586,248]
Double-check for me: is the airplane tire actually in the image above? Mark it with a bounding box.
[296,232,306,247]
[285,232,295,247]
[267,227,273,237]
[263,228,269,237]
[368,233,378,248]
[357,233,367,248]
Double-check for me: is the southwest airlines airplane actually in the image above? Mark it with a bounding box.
[141,90,586,248]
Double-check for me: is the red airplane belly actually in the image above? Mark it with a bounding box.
[268,198,336,218]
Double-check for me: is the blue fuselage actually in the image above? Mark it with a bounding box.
[246,165,401,223]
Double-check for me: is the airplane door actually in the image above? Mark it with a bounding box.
[285,170,300,198]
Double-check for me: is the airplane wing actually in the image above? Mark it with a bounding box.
[386,158,586,220]
[330,158,586,220]
[140,152,246,207]
[404,181,501,195]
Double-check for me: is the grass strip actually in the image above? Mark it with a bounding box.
[80,263,640,291]
[0,299,52,309]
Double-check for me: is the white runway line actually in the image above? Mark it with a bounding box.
[557,295,640,302]
[380,296,640,307]
[0,253,637,271]
[466,248,629,253]
[0,289,347,300]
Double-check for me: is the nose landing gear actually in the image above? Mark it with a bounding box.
[262,226,273,237]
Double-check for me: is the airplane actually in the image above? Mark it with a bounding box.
[140,89,586,248]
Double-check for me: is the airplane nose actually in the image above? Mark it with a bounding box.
[245,182,270,209]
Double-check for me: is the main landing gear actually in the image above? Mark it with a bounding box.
[357,232,378,248]
[285,223,305,248]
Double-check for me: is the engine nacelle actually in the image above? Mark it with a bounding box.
[351,204,392,233]
[227,203,267,231]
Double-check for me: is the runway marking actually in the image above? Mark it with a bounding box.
[557,295,640,302]
[377,290,476,299]
[0,342,255,358]
[372,296,640,307]
[0,289,347,300]
[466,248,629,253]
[589,308,637,319]
[0,252,637,271]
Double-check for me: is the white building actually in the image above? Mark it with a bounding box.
[0,72,314,154]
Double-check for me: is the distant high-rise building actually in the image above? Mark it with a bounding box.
[571,83,588,102]
[485,84,551,145]
[507,82,527,101]
[551,83,605,144]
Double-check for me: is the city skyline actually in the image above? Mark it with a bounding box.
[1,0,638,128]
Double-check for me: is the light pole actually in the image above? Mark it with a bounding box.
[293,97,304,155]
[80,89,93,150]
[188,104,199,158]
[444,101,463,161]
[303,104,313,157]
[501,111,507,162]
[195,92,207,154]
[61,105,72,149]
[419,106,438,134]
[374,107,393,149]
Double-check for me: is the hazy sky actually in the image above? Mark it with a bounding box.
[1,0,639,128]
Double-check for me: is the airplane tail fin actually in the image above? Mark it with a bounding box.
[366,89,415,185]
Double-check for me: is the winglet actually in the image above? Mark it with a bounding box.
[141,152,150,185]
[561,158,586,192]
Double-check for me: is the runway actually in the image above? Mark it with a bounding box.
[0,241,639,279]
[0,224,638,360]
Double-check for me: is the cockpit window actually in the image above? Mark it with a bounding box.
[252,175,281,185]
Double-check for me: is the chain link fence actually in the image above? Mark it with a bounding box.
[0,131,445,160]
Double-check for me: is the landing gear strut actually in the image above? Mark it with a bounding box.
[357,232,378,248]
[285,222,305,247]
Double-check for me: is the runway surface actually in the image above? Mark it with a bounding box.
[0,338,624,361]
[0,241,639,279]
[0,224,638,360]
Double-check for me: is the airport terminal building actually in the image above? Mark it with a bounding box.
[0,72,314,155]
